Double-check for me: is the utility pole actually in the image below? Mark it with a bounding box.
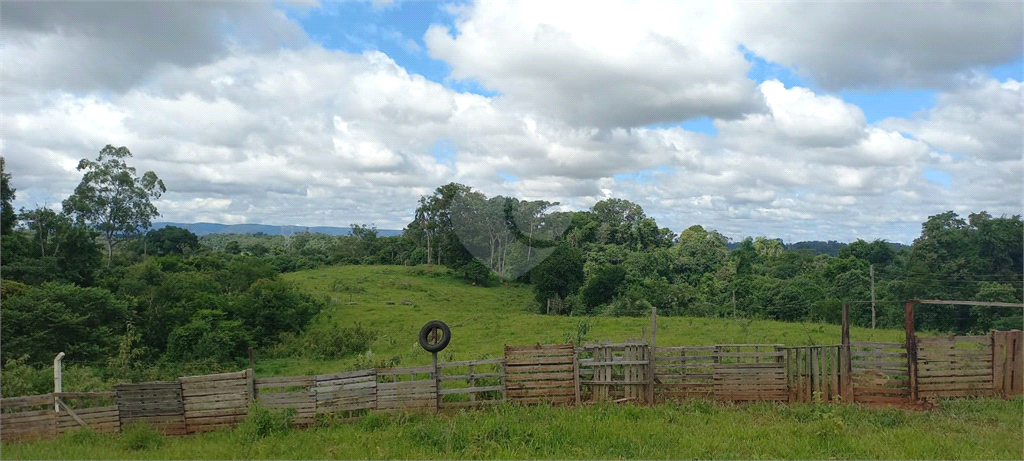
[870,264,876,329]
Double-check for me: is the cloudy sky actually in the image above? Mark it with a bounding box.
[2,1,1022,244]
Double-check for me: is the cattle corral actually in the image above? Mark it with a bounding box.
[2,327,1020,443]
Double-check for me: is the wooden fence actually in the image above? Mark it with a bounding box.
[784,345,841,403]
[505,344,577,405]
[4,329,1022,443]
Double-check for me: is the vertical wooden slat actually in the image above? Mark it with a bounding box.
[573,345,580,404]
[993,331,1007,397]
[1012,331,1023,395]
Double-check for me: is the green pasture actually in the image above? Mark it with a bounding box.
[261,264,908,378]
[4,397,1021,460]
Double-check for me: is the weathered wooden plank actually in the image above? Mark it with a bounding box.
[185,407,248,418]
[317,374,377,385]
[850,342,905,349]
[315,369,376,382]
[920,389,994,398]
[438,385,504,396]
[179,370,248,383]
[507,388,575,398]
[851,360,910,368]
[259,393,315,405]
[506,344,574,353]
[181,385,249,398]
[506,356,575,366]
[505,371,574,382]
[184,399,248,411]
[317,387,378,401]
[853,387,909,396]
[715,352,785,358]
[55,391,117,400]
[254,376,315,389]
[440,372,504,381]
[438,358,505,368]
[918,368,992,378]
[506,380,574,390]
[314,381,377,393]
[377,380,435,390]
[1,394,55,410]
[376,365,435,375]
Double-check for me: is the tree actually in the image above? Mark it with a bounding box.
[144,226,200,256]
[62,145,166,265]
[530,244,585,314]
[1,157,15,236]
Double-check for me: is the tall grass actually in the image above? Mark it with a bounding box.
[5,397,1021,459]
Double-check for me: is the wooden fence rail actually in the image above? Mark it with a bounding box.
[4,329,1021,443]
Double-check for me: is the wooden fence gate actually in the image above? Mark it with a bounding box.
[578,341,649,403]
[916,335,994,398]
[504,344,576,405]
[784,345,842,403]
[712,345,787,402]
[849,342,909,405]
[115,381,186,435]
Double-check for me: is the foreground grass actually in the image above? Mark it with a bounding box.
[267,264,908,377]
[5,397,1021,460]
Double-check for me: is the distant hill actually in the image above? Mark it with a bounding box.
[151,222,403,237]
[724,240,910,256]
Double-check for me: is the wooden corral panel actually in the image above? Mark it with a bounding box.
[993,330,1023,397]
[255,375,316,426]
[917,335,994,398]
[116,381,186,435]
[654,346,716,401]
[505,344,575,405]
[55,392,119,435]
[578,341,649,403]
[712,345,787,402]
[376,366,436,411]
[0,394,55,442]
[850,342,909,405]
[315,369,377,416]
[438,358,505,408]
[784,346,842,403]
[180,370,251,434]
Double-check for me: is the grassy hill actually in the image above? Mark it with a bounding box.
[262,265,908,377]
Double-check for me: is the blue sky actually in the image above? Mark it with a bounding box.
[2,1,1021,244]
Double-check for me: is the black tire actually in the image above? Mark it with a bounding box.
[418,320,451,353]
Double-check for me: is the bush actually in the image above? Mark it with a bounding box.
[237,402,294,441]
[271,324,379,360]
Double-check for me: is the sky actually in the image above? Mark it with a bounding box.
[2,0,1022,245]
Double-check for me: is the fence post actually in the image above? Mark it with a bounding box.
[53,352,65,412]
[572,343,581,404]
[648,306,656,405]
[840,303,852,401]
[905,300,918,403]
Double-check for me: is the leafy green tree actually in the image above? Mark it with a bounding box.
[144,226,200,256]
[164,310,251,364]
[1,157,16,237]
[232,278,322,348]
[62,145,166,265]
[1,282,128,365]
[580,264,627,310]
[530,244,585,313]
[838,239,895,266]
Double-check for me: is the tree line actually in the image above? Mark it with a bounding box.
[2,149,1021,393]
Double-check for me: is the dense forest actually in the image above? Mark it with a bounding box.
[1,153,1022,395]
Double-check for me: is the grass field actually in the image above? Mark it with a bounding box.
[260,264,909,377]
[4,264,1020,460]
[4,397,1021,460]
